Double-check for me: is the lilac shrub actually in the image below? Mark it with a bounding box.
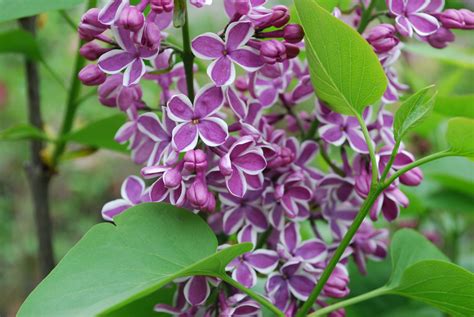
[76,0,474,315]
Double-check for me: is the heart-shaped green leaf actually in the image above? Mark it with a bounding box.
[294,0,387,115]
[446,117,474,156]
[393,86,436,143]
[0,0,84,22]
[391,260,474,317]
[18,203,252,317]
[65,114,129,153]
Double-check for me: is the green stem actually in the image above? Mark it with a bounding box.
[356,113,378,186]
[59,10,77,32]
[295,188,382,317]
[318,140,345,177]
[181,3,195,101]
[383,150,454,188]
[308,287,389,317]
[379,140,401,182]
[51,0,97,167]
[220,274,284,317]
[357,0,377,33]
[305,120,319,140]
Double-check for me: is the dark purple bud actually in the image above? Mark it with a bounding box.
[426,27,455,49]
[163,166,182,188]
[78,8,107,41]
[284,42,300,59]
[78,64,106,86]
[184,149,208,173]
[187,178,210,210]
[204,193,216,212]
[118,6,144,32]
[150,0,174,13]
[260,39,287,64]
[283,24,304,43]
[436,9,474,30]
[366,24,399,53]
[141,22,161,49]
[79,42,110,60]
[399,167,423,186]
[323,265,350,298]
[270,5,290,28]
[98,74,122,107]
[355,171,371,198]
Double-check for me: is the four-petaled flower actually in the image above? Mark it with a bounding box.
[387,0,442,37]
[191,21,264,86]
[167,84,228,152]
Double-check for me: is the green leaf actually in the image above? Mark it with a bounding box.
[0,0,84,22]
[434,94,474,119]
[446,117,474,156]
[391,260,474,317]
[18,203,252,317]
[0,124,49,141]
[65,114,129,153]
[393,86,436,142]
[0,30,42,60]
[403,43,474,70]
[294,0,387,115]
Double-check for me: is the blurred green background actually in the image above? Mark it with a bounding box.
[0,1,473,316]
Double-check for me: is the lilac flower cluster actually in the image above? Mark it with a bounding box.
[77,0,473,315]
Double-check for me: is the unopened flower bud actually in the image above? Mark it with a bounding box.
[219,154,233,176]
[79,42,110,60]
[235,76,248,92]
[366,24,399,53]
[78,8,107,41]
[204,193,216,212]
[150,0,174,13]
[270,5,290,28]
[284,42,300,59]
[274,184,285,200]
[283,24,304,43]
[141,22,161,49]
[184,149,208,173]
[323,265,349,298]
[187,178,210,209]
[436,9,474,30]
[355,171,371,198]
[78,64,106,86]
[399,167,423,186]
[260,39,287,64]
[118,6,144,32]
[163,166,182,189]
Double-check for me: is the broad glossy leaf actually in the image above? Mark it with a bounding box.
[446,117,474,156]
[18,203,252,317]
[435,94,474,119]
[0,30,41,60]
[394,86,436,142]
[0,124,49,141]
[0,0,84,22]
[65,114,129,153]
[295,0,387,115]
[391,260,474,317]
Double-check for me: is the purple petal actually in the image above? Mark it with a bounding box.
[387,0,404,15]
[154,304,182,314]
[167,94,194,122]
[294,240,327,264]
[246,250,279,274]
[197,117,229,147]
[266,274,290,311]
[229,48,264,72]
[223,208,245,235]
[172,122,199,152]
[238,224,257,245]
[149,178,168,202]
[194,85,224,118]
[232,262,257,288]
[245,206,268,232]
[98,50,134,74]
[425,0,444,13]
[121,175,145,204]
[225,21,254,50]
[114,121,136,143]
[233,152,266,175]
[286,186,312,201]
[208,56,235,86]
[408,13,440,36]
[137,112,169,141]
[98,0,127,25]
[396,16,413,37]
[226,168,247,198]
[113,27,136,52]
[258,87,279,108]
[226,86,247,120]
[269,205,284,229]
[101,199,130,221]
[184,276,210,306]
[246,174,264,190]
[124,58,145,86]
[191,32,225,59]
[288,274,315,300]
[319,125,345,145]
[347,129,369,153]
[406,0,430,14]
[281,222,299,252]
[296,140,318,166]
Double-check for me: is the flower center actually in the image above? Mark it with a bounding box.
[192,118,200,125]
[222,49,228,56]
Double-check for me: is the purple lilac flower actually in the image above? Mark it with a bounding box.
[352,221,389,274]
[98,0,127,25]
[387,0,441,37]
[219,136,267,197]
[218,293,261,317]
[101,175,147,221]
[225,225,279,288]
[191,21,264,86]
[142,164,186,206]
[167,85,228,152]
[249,61,292,108]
